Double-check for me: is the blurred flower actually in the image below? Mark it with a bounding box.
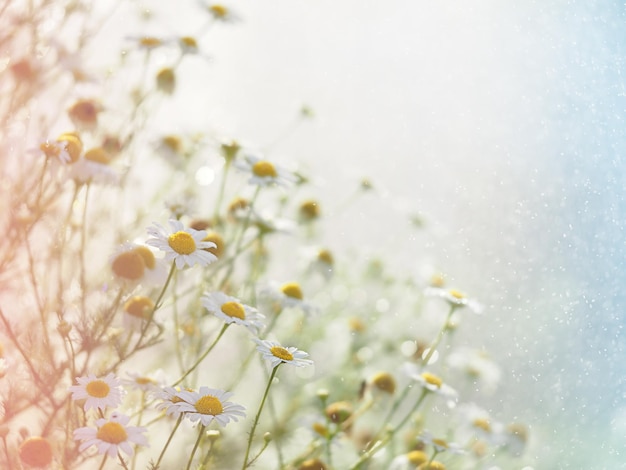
[122,296,155,330]
[503,423,528,456]
[123,370,164,392]
[69,373,123,411]
[403,364,458,405]
[73,412,148,458]
[67,99,102,130]
[298,458,328,470]
[369,371,396,395]
[154,386,189,418]
[156,67,176,94]
[418,430,465,454]
[235,154,297,187]
[262,281,315,315]
[390,450,429,470]
[207,4,239,22]
[18,437,53,468]
[298,199,321,222]
[110,243,166,285]
[202,291,265,334]
[255,339,313,368]
[40,132,83,164]
[174,387,246,426]
[146,219,217,269]
[424,287,482,313]
[69,147,119,185]
[447,347,501,393]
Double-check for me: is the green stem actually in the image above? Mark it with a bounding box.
[241,366,279,470]
[421,305,456,365]
[186,424,205,470]
[154,415,183,469]
[173,323,229,386]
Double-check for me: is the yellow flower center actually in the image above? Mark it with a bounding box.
[473,418,491,432]
[133,246,156,269]
[112,251,145,280]
[124,296,154,319]
[180,36,198,49]
[168,231,196,255]
[84,147,112,164]
[135,377,156,385]
[270,346,294,361]
[19,437,53,467]
[221,301,246,320]
[299,200,320,219]
[281,282,303,300]
[449,289,465,299]
[139,36,162,48]
[312,422,328,437]
[252,160,277,178]
[209,5,228,17]
[156,68,175,92]
[421,372,442,388]
[58,133,84,162]
[432,438,448,449]
[96,422,128,444]
[195,395,223,415]
[407,450,428,465]
[203,231,224,257]
[298,459,328,470]
[162,135,182,153]
[86,379,110,398]
[371,372,396,394]
[418,463,446,470]
[68,100,99,125]
[317,249,333,265]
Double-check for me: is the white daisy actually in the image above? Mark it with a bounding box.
[261,281,316,315]
[174,387,246,427]
[389,450,429,470]
[254,338,313,368]
[73,412,148,458]
[153,386,191,418]
[110,243,167,286]
[146,219,217,269]
[123,370,166,393]
[69,149,119,185]
[403,364,458,406]
[69,373,123,412]
[202,291,265,335]
[424,287,483,313]
[235,154,297,187]
[446,347,501,393]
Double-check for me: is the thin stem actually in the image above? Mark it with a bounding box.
[241,366,279,470]
[421,305,456,365]
[154,415,183,469]
[97,454,108,470]
[185,424,205,470]
[173,323,229,386]
[117,452,130,470]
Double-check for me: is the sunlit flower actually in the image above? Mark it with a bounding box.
[174,387,246,426]
[146,219,217,269]
[299,199,321,221]
[202,292,265,334]
[424,287,482,313]
[73,412,148,458]
[255,339,313,368]
[325,401,352,424]
[40,132,83,164]
[110,243,166,285]
[18,436,53,468]
[503,422,529,456]
[298,458,328,470]
[403,364,458,405]
[262,281,316,315]
[369,371,396,395]
[122,295,155,330]
[235,154,297,187]
[69,373,123,411]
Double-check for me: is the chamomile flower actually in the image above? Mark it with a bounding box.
[110,243,166,285]
[67,98,102,130]
[235,154,297,187]
[254,338,313,368]
[18,436,54,468]
[390,450,429,470]
[403,364,458,405]
[69,149,119,185]
[73,412,148,458]
[418,430,465,455]
[146,219,217,269]
[262,281,316,315]
[447,347,501,393]
[40,132,83,164]
[207,4,239,22]
[202,291,265,334]
[174,387,246,427]
[69,373,123,412]
[424,287,482,313]
[123,370,165,393]
[154,386,191,418]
